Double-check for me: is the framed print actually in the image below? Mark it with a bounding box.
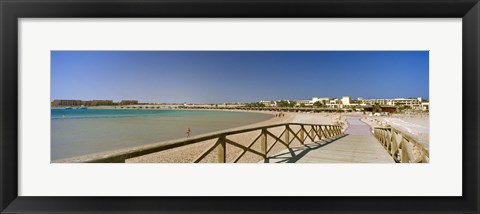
[1,0,479,213]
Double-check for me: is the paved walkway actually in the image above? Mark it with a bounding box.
[344,116,373,135]
[265,117,395,163]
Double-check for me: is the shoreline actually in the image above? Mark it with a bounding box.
[53,109,278,163]
[55,111,343,163]
[125,111,336,163]
[53,108,428,163]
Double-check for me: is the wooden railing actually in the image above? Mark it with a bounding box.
[77,123,343,163]
[373,127,429,163]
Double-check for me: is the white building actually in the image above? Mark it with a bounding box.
[360,97,428,110]
[341,96,352,105]
[310,97,332,105]
[325,99,342,109]
[421,102,429,110]
[259,100,277,107]
[295,100,312,106]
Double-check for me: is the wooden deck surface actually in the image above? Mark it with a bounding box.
[265,117,395,163]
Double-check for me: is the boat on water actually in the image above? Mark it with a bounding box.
[65,106,73,110]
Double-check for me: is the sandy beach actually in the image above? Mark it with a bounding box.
[54,109,427,163]
[126,111,346,163]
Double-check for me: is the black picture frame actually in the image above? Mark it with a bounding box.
[1,0,479,213]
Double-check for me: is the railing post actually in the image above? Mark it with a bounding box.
[285,125,290,145]
[389,130,396,151]
[300,125,305,145]
[217,136,226,163]
[261,129,267,159]
[381,129,386,146]
[401,141,409,163]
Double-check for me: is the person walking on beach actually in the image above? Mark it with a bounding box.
[186,128,191,138]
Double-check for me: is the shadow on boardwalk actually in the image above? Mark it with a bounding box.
[264,134,349,163]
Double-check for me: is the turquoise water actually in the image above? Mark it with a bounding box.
[51,109,272,160]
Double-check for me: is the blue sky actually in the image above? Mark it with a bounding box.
[51,51,429,104]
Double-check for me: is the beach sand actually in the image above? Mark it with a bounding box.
[127,112,344,163]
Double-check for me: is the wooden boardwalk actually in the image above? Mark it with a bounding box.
[265,117,395,163]
[63,117,396,163]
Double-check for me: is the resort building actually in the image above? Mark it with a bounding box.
[360,97,425,110]
[309,97,332,106]
[326,99,342,109]
[341,96,352,105]
[308,96,429,111]
[259,100,277,107]
[421,102,429,110]
[295,100,312,107]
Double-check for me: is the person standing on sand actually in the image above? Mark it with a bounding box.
[186,128,191,138]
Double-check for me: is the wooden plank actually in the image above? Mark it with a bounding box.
[232,132,264,163]
[290,128,304,145]
[271,135,395,163]
[224,138,264,158]
[266,129,286,154]
[319,126,327,139]
[285,125,290,146]
[193,138,221,163]
[266,130,289,148]
[316,126,322,140]
[328,126,334,137]
[261,129,267,158]
[300,125,305,145]
[217,136,226,163]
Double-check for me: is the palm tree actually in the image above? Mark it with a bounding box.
[313,101,323,108]
[373,102,382,113]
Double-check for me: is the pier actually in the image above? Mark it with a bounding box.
[265,117,396,163]
[65,116,428,163]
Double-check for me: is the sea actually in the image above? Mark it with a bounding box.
[51,108,272,160]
